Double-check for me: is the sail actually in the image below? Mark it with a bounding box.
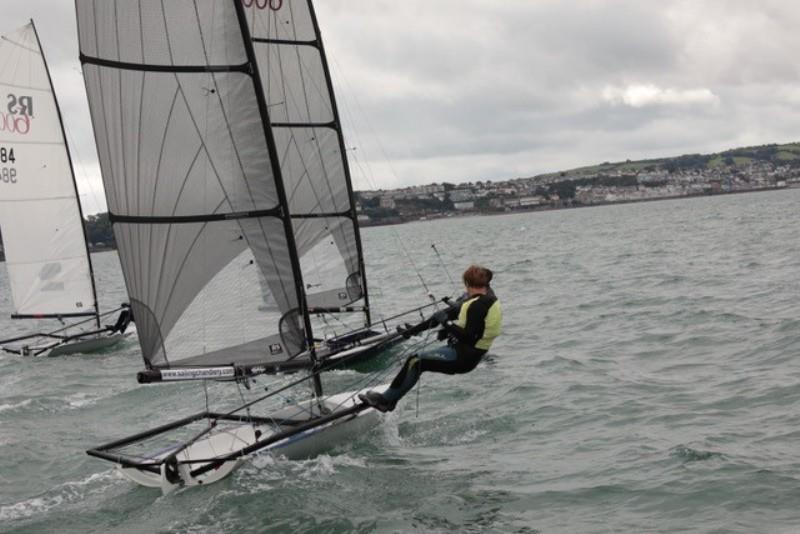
[243,0,369,313]
[76,0,310,369]
[0,23,96,319]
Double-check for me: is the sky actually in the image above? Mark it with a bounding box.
[5,0,800,213]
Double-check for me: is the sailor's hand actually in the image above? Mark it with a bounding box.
[432,310,448,325]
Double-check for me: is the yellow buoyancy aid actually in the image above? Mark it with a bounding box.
[456,295,503,351]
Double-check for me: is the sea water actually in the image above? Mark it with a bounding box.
[1,189,799,533]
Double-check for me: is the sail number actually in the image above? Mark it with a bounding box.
[0,167,16,184]
[243,0,283,10]
[0,147,17,184]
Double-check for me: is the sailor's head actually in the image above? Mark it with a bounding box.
[463,265,492,295]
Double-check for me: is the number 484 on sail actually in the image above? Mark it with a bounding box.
[0,147,16,183]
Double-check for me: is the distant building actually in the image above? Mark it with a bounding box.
[449,189,474,202]
[453,201,475,211]
[418,184,444,194]
[519,196,545,207]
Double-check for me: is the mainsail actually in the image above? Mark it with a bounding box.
[243,0,370,318]
[0,22,98,320]
[77,0,315,371]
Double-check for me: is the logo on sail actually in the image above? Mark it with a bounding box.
[1,94,33,135]
[39,262,65,292]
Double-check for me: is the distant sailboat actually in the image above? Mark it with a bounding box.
[0,21,132,357]
[77,0,443,491]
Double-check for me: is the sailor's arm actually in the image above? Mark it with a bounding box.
[398,298,461,338]
[437,304,481,345]
[438,294,500,346]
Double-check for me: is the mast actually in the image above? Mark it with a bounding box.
[30,19,101,329]
[305,0,371,326]
[233,1,322,396]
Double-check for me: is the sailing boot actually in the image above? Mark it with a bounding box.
[358,391,396,413]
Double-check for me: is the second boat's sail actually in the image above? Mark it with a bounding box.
[0,22,97,320]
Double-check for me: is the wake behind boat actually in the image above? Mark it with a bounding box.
[0,21,133,357]
[77,0,446,491]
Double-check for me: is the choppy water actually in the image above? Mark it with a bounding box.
[1,189,799,533]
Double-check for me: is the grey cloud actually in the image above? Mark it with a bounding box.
[4,0,799,206]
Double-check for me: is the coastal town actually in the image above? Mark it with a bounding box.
[355,143,800,226]
[1,143,799,260]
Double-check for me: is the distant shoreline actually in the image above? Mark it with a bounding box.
[0,186,793,263]
[361,184,796,228]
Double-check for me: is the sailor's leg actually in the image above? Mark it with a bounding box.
[382,346,458,403]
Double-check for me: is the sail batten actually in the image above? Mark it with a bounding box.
[0,22,98,320]
[80,54,251,73]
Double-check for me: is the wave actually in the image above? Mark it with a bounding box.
[0,398,32,414]
[234,452,369,495]
[670,445,725,463]
[0,471,118,523]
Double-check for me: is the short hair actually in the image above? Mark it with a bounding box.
[462,265,493,288]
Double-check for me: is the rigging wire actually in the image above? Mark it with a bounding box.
[329,55,442,302]
[431,243,459,297]
[235,376,254,425]
[62,112,107,217]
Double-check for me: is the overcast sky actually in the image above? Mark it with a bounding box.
[6,0,800,213]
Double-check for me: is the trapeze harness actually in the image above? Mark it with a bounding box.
[382,294,503,403]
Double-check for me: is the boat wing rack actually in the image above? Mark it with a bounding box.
[86,402,368,481]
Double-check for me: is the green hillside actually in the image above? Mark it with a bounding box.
[538,141,800,179]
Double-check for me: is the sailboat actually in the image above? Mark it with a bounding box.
[0,21,133,357]
[77,0,443,491]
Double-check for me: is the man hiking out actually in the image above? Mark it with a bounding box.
[359,265,502,412]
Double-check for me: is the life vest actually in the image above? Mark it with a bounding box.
[456,294,502,351]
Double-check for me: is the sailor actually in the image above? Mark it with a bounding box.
[106,305,133,335]
[359,265,502,412]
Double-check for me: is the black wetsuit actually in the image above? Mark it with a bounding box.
[381,293,499,404]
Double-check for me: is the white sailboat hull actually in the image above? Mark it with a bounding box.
[117,386,385,493]
[47,331,131,357]
[2,325,136,358]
